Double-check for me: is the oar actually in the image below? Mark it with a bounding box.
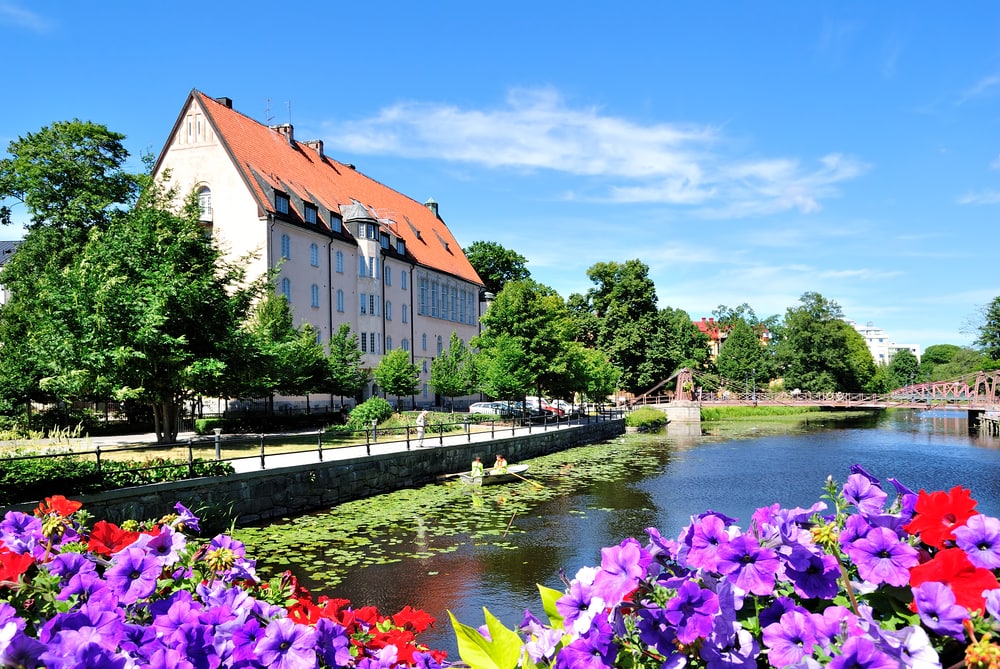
[507,470,544,489]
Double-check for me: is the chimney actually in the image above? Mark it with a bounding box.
[304,139,324,158]
[215,96,233,109]
[424,197,439,218]
[271,123,294,145]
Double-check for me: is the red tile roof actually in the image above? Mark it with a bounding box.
[179,90,483,287]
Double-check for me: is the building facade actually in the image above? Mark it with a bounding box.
[848,321,921,365]
[153,91,485,410]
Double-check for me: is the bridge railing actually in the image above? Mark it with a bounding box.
[630,391,937,407]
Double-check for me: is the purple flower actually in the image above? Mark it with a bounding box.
[105,545,162,604]
[762,611,817,667]
[173,502,201,532]
[556,568,606,636]
[254,617,317,669]
[844,526,918,587]
[0,511,43,555]
[783,547,840,600]
[147,647,196,669]
[986,588,1000,624]
[555,615,615,669]
[843,473,888,516]
[913,581,968,640]
[954,513,1000,569]
[1,624,45,669]
[663,579,720,643]
[700,620,760,669]
[315,618,352,667]
[591,538,650,607]
[144,526,186,567]
[717,534,780,596]
[827,635,897,669]
[685,514,731,572]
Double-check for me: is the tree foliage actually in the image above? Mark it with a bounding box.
[463,240,530,296]
[716,318,768,389]
[975,296,1000,361]
[887,348,920,389]
[327,324,368,400]
[373,349,421,405]
[430,332,476,407]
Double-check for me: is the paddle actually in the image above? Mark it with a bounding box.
[507,470,544,489]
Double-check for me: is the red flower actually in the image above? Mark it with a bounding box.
[0,547,35,583]
[903,486,978,548]
[87,520,139,557]
[35,495,82,518]
[392,605,435,633]
[909,547,999,611]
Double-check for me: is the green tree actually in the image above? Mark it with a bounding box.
[775,292,867,392]
[373,349,420,407]
[887,349,921,389]
[463,240,530,296]
[585,259,659,394]
[475,334,534,401]
[716,318,768,390]
[932,347,991,380]
[919,344,961,380]
[34,184,257,442]
[975,296,1000,361]
[580,347,621,403]
[841,322,877,392]
[328,324,368,401]
[639,307,710,390]
[430,332,476,409]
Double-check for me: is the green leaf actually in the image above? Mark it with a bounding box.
[448,608,522,669]
[537,583,566,629]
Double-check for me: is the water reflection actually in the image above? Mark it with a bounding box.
[235,409,1000,659]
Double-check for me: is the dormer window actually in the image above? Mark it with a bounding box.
[275,193,290,215]
[380,232,390,249]
[396,239,405,255]
[304,204,318,224]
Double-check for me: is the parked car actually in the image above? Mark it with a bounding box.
[468,401,503,415]
[525,397,564,418]
[549,399,580,417]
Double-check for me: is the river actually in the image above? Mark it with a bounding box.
[234,408,1000,659]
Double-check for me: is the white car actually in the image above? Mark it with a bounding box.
[468,401,503,415]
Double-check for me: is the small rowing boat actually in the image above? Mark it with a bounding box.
[458,464,530,486]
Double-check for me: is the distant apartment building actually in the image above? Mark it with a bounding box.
[848,321,921,365]
[153,91,485,409]
[0,240,20,305]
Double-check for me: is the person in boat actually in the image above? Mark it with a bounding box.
[471,456,485,478]
[493,454,508,473]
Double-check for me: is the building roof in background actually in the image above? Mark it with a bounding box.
[0,241,21,267]
[165,91,482,287]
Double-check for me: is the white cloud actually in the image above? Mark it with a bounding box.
[0,2,51,32]
[957,189,1000,205]
[325,88,867,218]
[958,75,1000,105]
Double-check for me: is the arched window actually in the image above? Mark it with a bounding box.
[280,278,291,301]
[385,301,392,321]
[386,336,393,351]
[359,255,366,277]
[401,271,408,290]
[336,289,344,312]
[401,304,408,324]
[280,234,290,259]
[310,243,319,267]
[437,335,443,355]
[311,284,320,308]
[422,333,427,351]
[197,187,212,220]
[385,266,392,286]
[401,338,410,352]
[335,251,344,273]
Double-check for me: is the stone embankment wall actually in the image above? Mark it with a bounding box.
[45,420,624,527]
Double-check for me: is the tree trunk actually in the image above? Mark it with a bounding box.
[152,401,181,443]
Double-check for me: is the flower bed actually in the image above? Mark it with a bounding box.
[451,466,1000,668]
[0,496,445,667]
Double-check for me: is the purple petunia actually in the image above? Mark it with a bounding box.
[173,502,201,532]
[105,545,162,605]
[255,617,317,669]
[717,534,780,596]
[782,546,841,600]
[843,473,889,517]
[953,513,1000,569]
[555,615,615,669]
[591,538,650,608]
[663,579,720,644]
[315,618,352,668]
[762,610,818,668]
[557,567,606,636]
[827,635,897,669]
[912,581,969,640]
[843,526,918,587]
[685,513,732,572]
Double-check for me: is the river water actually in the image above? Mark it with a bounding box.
[234,409,1000,659]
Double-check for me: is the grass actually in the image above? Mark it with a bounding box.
[700,405,823,421]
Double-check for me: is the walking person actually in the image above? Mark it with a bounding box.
[415,410,429,447]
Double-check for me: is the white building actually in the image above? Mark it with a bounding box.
[0,240,19,305]
[153,91,485,410]
[848,320,921,365]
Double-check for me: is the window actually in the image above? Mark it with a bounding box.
[281,278,291,301]
[369,294,378,316]
[419,278,427,315]
[311,284,320,308]
[385,266,391,286]
[451,290,458,322]
[360,333,368,353]
[304,204,318,224]
[401,271,408,290]
[276,194,289,214]
[360,293,368,315]
[336,289,344,312]
[431,281,439,318]
[380,232,389,249]
[385,301,392,321]
[197,187,212,220]
[280,234,291,259]
[401,304,408,323]
[437,336,443,355]
[386,336,392,351]
[335,251,344,273]
[422,333,427,351]
[402,338,410,352]
[359,256,366,277]
[397,239,405,255]
[370,332,377,354]
[309,243,319,267]
[422,361,428,373]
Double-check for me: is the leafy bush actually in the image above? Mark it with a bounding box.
[347,397,393,430]
[624,406,668,429]
[0,452,234,505]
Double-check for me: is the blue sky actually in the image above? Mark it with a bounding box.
[3,2,998,352]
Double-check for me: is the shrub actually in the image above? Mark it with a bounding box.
[347,397,394,430]
[624,406,668,429]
